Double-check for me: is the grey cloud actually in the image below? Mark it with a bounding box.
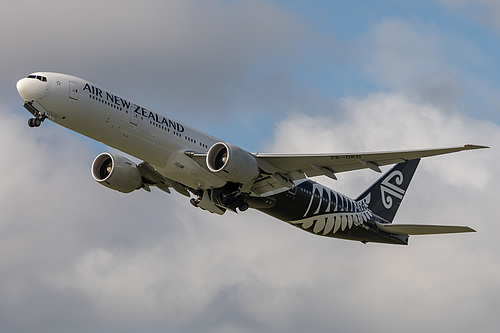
[1,0,317,121]
[441,0,500,32]
[358,18,497,117]
[3,0,340,152]
[361,19,446,90]
[271,91,494,189]
[3,94,497,333]
[2,2,499,333]
[269,93,499,332]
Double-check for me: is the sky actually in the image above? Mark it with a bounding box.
[1,0,499,332]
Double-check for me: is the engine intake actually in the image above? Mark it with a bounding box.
[206,142,259,184]
[91,153,142,193]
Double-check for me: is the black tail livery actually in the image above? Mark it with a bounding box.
[356,159,420,223]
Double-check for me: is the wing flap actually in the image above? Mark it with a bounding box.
[376,222,476,235]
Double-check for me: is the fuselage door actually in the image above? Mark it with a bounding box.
[69,81,79,100]
[130,103,139,125]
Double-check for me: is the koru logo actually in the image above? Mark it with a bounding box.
[380,171,405,209]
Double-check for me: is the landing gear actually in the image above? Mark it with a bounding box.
[28,117,42,128]
[238,201,249,212]
[217,186,249,213]
[23,101,46,128]
[190,197,200,207]
[189,184,251,213]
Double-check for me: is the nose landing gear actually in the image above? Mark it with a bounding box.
[23,101,47,128]
[28,117,42,128]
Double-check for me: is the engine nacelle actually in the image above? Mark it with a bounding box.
[206,142,259,184]
[91,153,142,193]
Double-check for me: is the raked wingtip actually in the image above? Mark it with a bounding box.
[464,144,489,150]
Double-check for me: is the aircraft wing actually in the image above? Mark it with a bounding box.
[254,144,488,179]
[186,144,487,195]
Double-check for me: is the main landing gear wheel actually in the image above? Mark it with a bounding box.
[28,118,42,128]
[238,201,249,212]
[190,197,200,207]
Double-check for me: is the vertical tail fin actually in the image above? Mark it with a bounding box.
[355,159,420,223]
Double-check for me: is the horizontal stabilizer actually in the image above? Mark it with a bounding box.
[376,222,476,235]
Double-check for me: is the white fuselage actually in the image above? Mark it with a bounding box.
[17,72,228,190]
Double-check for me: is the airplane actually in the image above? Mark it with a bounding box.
[16,72,488,245]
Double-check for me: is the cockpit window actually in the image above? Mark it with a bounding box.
[27,75,47,82]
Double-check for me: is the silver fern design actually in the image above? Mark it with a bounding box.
[290,210,373,235]
[302,182,363,217]
[295,181,373,235]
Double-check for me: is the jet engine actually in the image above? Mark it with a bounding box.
[91,152,142,193]
[206,142,259,184]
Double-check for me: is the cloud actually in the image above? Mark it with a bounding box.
[360,19,446,90]
[2,2,500,333]
[271,91,494,186]
[358,18,498,119]
[1,0,312,119]
[3,90,498,333]
[441,0,500,32]
[3,0,332,152]
[269,90,499,332]
[0,108,335,333]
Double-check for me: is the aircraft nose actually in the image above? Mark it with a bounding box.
[16,78,31,100]
[16,77,47,101]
